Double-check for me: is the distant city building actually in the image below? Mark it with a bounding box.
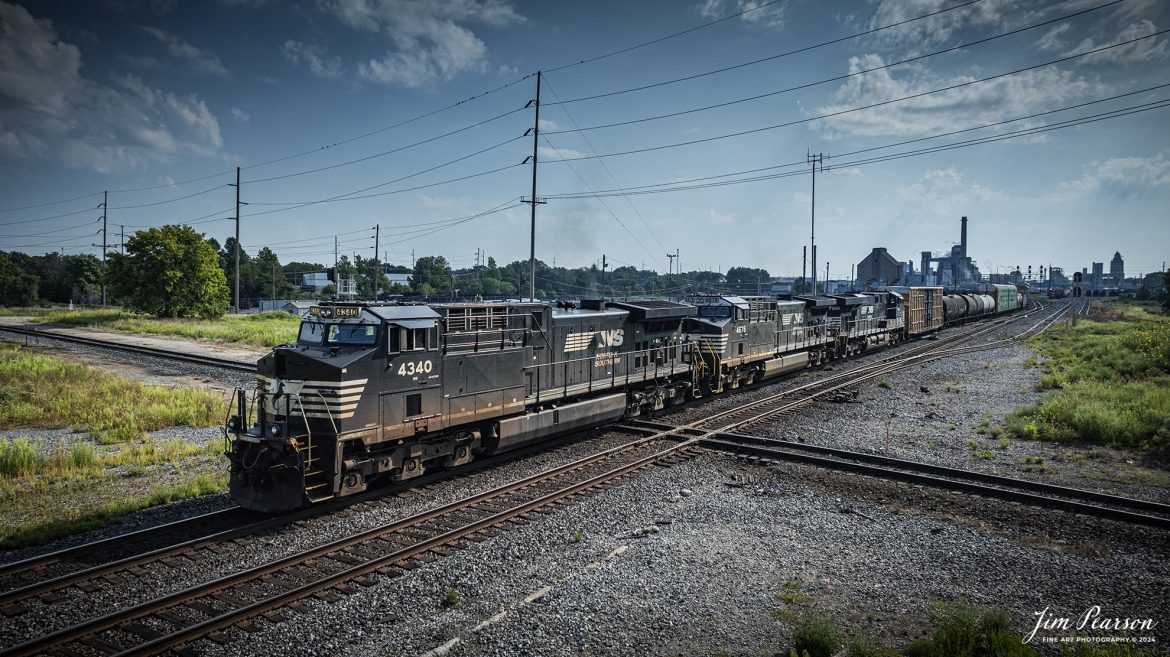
[856,247,903,288]
[1143,271,1166,293]
[1110,251,1124,286]
[1092,262,1104,290]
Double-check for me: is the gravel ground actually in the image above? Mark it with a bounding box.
[176,450,1167,657]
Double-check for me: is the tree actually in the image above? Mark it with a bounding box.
[255,247,296,300]
[0,252,38,306]
[107,225,229,318]
[413,256,453,295]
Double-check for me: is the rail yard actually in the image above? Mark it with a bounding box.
[1,295,1167,655]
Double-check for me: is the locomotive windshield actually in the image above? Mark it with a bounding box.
[326,323,378,345]
[296,321,378,345]
[297,321,324,344]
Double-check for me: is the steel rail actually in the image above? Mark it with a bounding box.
[0,436,685,657]
[0,325,256,372]
[627,420,1170,527]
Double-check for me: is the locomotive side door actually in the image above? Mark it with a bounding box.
[383,319,443,437]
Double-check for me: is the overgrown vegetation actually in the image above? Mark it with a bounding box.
[0,474,225,550]
[1006,300,1170,461]
[32,308,299,347]
[442,587,461,607]
[0,342,224,441]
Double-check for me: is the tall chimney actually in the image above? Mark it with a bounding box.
[960,216,968,258]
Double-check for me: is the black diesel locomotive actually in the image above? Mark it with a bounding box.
[225,286,1026,512]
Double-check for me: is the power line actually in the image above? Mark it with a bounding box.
[246,105,528,185]
[547,0,987,105]
[544,0,788,73]
[540,74,667,267]
[544,0,1121,134]
[544,95,1170,199]
[241,136,525,218]
[547,82,1170,199]
[542,29,1169,164]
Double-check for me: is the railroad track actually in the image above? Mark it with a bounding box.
[0,324,256,372]
[0,429,633,618]
[0,437,699,656]
[624,420,1170,529]
[613,300,1170,528]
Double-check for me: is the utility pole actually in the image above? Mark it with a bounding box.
[411,249,415,268]
[271,264,277,306]
[808,151,826,298]
[101,191,107,306]
[850,264,855,291]
[232,167,244,313]
[334,236,339,301]
[373,224,380,300]
[801,245,806,295]
[602,254,608,299]
[825,262,830,293]
[666,251,677,275]
[119,225,125,255]
[521,70,544,302]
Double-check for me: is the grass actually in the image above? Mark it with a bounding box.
[0,342,225,443]
[0,474,225,550]
[789,612,840,657]
[975,450,995,460]
[877,380,892,390]
[775,603,1061,657]
[1007,301,1170,462]
[32,308,300,347]
[442,587,461,608]
[998,436,1010,449]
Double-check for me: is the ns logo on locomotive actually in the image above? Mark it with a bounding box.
[225,286,1025,512]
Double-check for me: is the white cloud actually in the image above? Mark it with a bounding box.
[0,3,222,171]
[1067,20,1168,65]
[1056,152,1170,199]
[813,53,1109,138]
[283,40,343,79]
[139,25,229,75]
[698,0,785,28]
[896,167,1005,215]
[1034,23,1070,52]
[537,119,558,131]
[318,0,525,87]
[230,107,250,122]
[705,208,735,225]
[536,145,583,160]
[865,0,1044,53]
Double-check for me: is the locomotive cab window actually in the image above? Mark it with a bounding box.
[326,323,378,345]
[387,323,433,353]
[297,321,324,344]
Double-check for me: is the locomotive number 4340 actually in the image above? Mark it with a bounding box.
[397,360,434,376]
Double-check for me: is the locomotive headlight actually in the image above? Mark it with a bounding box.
[269,424,282,437]
[320,308,334,318]
[227,418,238,431]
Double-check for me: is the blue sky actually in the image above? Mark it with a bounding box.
[1,0,1168,280]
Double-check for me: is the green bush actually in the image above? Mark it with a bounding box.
[791,613,841,657]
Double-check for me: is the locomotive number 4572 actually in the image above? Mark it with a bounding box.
[397,360,434,376]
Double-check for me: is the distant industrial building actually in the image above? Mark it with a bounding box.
[856,247,903,288]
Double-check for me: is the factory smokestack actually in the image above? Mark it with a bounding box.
[960,216,968,259]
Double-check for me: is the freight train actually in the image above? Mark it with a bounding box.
[225,285,1027,512]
